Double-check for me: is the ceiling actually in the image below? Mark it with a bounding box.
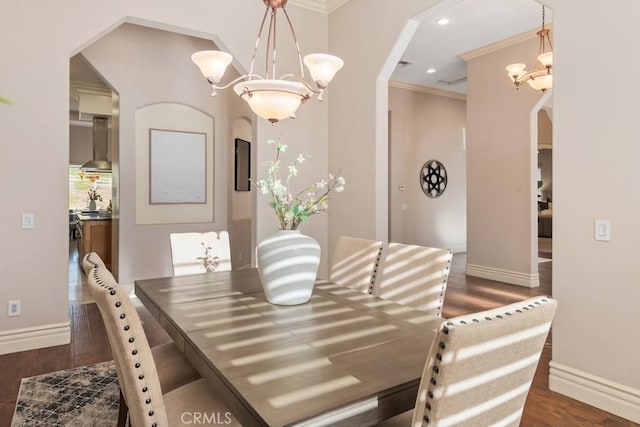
[391,0,552,94]
[69,0,552,101]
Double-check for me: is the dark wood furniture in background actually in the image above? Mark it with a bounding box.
[76,213,112,269]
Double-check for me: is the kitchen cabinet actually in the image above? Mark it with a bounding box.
[76,213,112,269]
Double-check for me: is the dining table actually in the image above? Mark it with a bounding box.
[134,268,441,426]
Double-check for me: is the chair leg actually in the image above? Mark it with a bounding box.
[118,389,129,427]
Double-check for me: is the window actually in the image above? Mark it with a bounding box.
[69,165,112,211]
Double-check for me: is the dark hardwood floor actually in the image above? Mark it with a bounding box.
[0,252,636,426]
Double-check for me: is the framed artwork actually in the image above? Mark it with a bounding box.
[149,129,207,204]
[234,138,251,191]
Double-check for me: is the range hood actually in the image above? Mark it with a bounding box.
[80,116,111,171]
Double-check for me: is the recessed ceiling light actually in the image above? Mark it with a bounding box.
[436,18,450,26]
[426,68,437,74]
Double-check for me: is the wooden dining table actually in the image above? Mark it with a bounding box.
[135,268,441,426]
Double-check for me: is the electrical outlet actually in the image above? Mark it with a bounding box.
[8,299,21,316]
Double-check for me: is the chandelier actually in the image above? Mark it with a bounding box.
[191,0,344,124]
[505,6,553,92]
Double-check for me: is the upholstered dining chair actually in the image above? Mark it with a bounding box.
[329,236,385,294]
[374,243,453,320]
[169,231,232,276]
[86,255,240,426]
[377,296,557,427]
[84,253,201,424]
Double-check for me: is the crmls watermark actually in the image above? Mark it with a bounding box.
[180,411,233,425]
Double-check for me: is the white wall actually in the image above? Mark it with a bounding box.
[0,0,329,350]
[388,85,466,252]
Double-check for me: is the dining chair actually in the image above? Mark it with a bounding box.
[84,253,202,424]
[87,255,240,426]
[329,236,385,294]
[169,231,232,276]
[378,296,557,427]
[374,243,452,320]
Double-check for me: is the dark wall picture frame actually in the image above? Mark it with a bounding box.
[234,138,251,191]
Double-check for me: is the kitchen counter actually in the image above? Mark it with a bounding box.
[75,211,112,221]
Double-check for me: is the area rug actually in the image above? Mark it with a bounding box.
[11,361,120,426]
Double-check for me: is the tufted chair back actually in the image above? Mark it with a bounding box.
[329,236,385,294]
[82,251,107,275]
[411,296,557,427]
[87,258,169,426]
[374,243,452,320]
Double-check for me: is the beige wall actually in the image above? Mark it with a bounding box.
[465,36,543,284]
[389,85,466,252]
[82,24,229,282]
[329,0,640,421]
[2,0,639,420]
[545,0,640,420]
[0,1,329,346]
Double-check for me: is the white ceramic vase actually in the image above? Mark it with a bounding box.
[256,230,321,305]
[88,199,97,211]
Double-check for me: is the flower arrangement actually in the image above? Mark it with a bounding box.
[88,188,103,202]
[256,139,345,230]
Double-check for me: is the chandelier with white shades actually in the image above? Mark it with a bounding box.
[191,0,344,124]
[505,6,553,92]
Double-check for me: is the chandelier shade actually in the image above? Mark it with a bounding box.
[506,6,553,92]
[234,80,312,122]
[191,51,233,88]
[191,0,343,123]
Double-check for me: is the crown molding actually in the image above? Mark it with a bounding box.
[289,0,350,14]
[460,24,553,61]
[389,81,467,101]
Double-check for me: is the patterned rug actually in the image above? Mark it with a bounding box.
[11,361,120,426]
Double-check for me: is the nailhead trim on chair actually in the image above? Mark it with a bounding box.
[434,250,453,318]
[368,241,385,294]
[89,264,162,426]
[422,296,553,425]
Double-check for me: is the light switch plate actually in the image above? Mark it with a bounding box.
[594,219,611,241]
[21,213,34,229]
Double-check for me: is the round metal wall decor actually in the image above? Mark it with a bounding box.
[420,160,447,198]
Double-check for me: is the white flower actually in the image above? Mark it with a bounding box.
[257,139,346,230]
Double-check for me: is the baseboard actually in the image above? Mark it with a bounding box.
[549,361,640,424]
[0,322,71,355]
[465,263,539,287]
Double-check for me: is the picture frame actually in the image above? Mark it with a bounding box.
[149,129,207,204]
[234,138,251,192]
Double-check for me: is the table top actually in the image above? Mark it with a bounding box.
[135,269,440,426]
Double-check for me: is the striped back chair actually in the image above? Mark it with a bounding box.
[329,236,385,294]
[375,243,452,320]
[411,296,557,426]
